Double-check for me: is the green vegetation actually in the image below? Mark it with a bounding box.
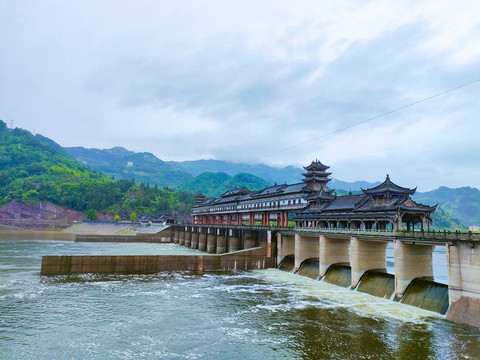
[114,215,121,222]
[428,207,466,231]
[414,187,480,228]
[0,121,196,218]
[130,212,136,222]
[86,208,98,221]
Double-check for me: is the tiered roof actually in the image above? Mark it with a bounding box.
[362,175,416,196]
[302,160,332,193]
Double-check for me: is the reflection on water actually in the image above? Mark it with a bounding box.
[0,240,479,359]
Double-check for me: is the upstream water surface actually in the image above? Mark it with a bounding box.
[0,240,478,359]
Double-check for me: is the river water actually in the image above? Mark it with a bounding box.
[0,240,478,359]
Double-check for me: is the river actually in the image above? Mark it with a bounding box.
[0,240,478,359]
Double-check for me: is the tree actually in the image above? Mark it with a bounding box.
[86,208,98,221]
[22,189,39,204]
[130,212,136,222]
[114,215,120,222]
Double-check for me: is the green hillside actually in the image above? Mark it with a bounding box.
[414,186,480,228]
[181,172,271,197]
[65,146,193,187]
[0,121,195,216]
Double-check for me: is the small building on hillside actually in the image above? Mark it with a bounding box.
[192,160,436,231]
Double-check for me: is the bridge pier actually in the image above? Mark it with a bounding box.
[217,229,227,254]
[350,237,388,288]
[207,229,216,254]
[446,241,480,327]
[277,234,295,265]
[228,229,240,252]
[319,235,350,277]
[294,234,318,272]
[394,241,434,298]
[185,229,192,248]
[179,230,185,246]
[191,229,199,249]
[243,230,256,249]
[198,231,207,252]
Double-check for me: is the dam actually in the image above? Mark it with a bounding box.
[175,224,480,327]
[41,224,480,328]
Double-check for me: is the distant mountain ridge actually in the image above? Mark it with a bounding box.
[65,146,193,187]
[167,159,303,184]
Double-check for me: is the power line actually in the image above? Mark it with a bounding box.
[260,78,480,160]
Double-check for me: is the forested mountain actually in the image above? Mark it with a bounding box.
[0,121,195,218]
[414,186,480,227]
[167,159,303,184]
[65,146,193,187]
[182,172,271,197]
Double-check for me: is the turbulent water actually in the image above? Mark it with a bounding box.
[1,240,479,359]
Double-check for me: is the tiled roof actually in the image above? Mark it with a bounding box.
[362,175,416,196]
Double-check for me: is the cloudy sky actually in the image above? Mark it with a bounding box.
[1,1,479,191]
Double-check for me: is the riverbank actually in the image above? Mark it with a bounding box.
[0,222,171,241]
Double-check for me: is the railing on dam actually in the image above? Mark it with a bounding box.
[182,224,480,243]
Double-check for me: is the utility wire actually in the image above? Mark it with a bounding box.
[260,78,480,160]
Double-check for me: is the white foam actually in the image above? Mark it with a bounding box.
[252,269,443,324]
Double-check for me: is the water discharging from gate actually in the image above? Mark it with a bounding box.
[296,258,319,279]
[356,270,395,299]
[400,277,449,314]
[322,264,352,288]
[278,254,295,272]
[278,259,450,315]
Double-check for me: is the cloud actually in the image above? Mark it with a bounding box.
[0,0,479,190]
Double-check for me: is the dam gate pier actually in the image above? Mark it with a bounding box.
[174,225,480,328]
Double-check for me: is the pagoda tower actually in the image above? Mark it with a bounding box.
[195,193,206,204]
[302,160,332,192]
